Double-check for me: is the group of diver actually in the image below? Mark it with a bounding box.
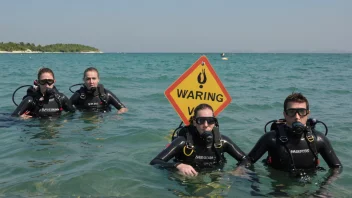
[12,67,128,118]
[11,67,342,195]
[150,93,342,195]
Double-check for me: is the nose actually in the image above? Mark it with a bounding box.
[203,121,209,127]
[294,112,300,119]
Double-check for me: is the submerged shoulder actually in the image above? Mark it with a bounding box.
[22,95,35,102]
[220,134,232,141]
[314,130,330,143]
[262,130,277,139]
[56,91,67,98]
[104,88,112,94]
[170,136,187,147]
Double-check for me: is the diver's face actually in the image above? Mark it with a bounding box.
[84,71,100,89]
[193,108,215,134]
[284,102,310,127]
[38,72,55,91]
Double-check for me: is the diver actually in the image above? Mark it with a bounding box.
[69,67,128,114]
[234,93,342,184]
[150,103,247,176]
[12,68,75,118]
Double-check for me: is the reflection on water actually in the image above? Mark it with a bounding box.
[0,113,15,128]
[79,112,104,124]
[251,164,331,197]
[28,160,65,168]
[165,164,334,197]
[168,171,232,197]
[25,119,63,140]
[166,169,266,198]
[79,112,104,131]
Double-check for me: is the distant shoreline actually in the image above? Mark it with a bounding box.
[0,42,102,53]
[0,50,103,54]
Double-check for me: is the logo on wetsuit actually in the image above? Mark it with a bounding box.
[195,155,215,160]
[290,149,310,154]
[39,108,60,112]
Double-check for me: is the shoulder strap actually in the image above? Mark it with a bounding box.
[172,125,194,149]
[212,127,224,164]
[212,127,222,148]
[23,86,37,100]
[53,93,63,110]
[24,86,43,107]
[184,126,194,149]
[277,125,288,144]
[97,84,107,104]
[276,125,297,171]
[50,87,63,110]
[177,126,195,157]
[79,87,86,99]
[305,127,319,165]
[171,121,184,141]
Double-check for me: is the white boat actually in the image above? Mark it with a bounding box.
[221,53,228,60]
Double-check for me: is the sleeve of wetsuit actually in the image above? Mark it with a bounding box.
[316,132,342,169]
[105,89,126,110]
[61,94,76,113]
[238,132,274,167]
[314,132,342,194]
[11,96,34,116]
[149,136,186,169]
[69,91,80,106]
[221,135,247,162]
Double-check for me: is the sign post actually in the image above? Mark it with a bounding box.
[165,56,232,125]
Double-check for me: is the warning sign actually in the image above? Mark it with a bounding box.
[165,56,232,125]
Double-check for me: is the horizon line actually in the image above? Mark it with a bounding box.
[101,51,352,54]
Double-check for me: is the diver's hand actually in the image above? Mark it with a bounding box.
[176,163,198,177]
[20,111,32,119]
[231,166,246,176]
[230,166,251,179]
[117,107,128,114]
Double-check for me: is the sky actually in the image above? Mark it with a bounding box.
[0,0,351,53]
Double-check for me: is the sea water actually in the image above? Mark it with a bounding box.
[0,53,351,197]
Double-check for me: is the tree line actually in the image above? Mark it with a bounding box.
[0,42,100,52]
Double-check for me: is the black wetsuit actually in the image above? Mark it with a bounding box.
[150,126,246,171]
[240,125,342,172]
[69,84,126,112]
[12,86,75,118]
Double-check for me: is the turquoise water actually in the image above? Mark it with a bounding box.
[0,53,351,197]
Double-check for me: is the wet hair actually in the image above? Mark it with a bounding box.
[83,67,99,79]
[37,67,55,80]
[188,103,214,125]
[284,92,309,110]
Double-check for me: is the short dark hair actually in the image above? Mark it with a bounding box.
[83,67,99,79]
[284,92,309,110]
[37,67,55,80]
